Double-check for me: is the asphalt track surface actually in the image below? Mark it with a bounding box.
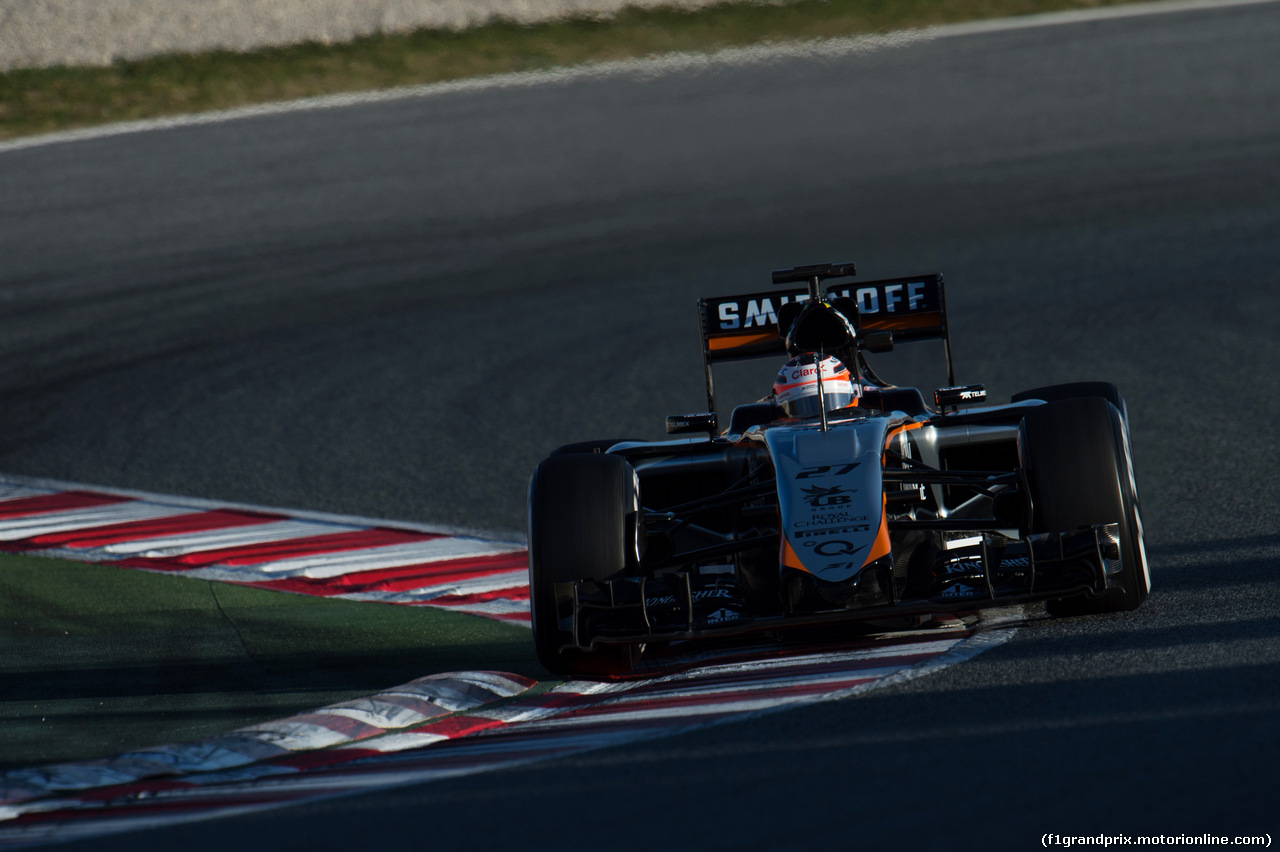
[1,1,1278,847]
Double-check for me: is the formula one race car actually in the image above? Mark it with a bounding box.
[527,262,1149,677]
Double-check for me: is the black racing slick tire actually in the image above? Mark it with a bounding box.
[1011,382,1128,425]
[527,452,642,678]
[1023,397,1151,615]
[549,438,643,456]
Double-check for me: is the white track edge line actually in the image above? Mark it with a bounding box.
[0,473,525,545]
[0,626,1018,845]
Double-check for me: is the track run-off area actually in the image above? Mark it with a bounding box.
[1,0,1278,848]
[0,477,1012,847]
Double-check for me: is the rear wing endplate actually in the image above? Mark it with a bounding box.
[696,274,952,412]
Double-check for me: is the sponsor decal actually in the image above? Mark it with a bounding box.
[934,384,988,408]
[717,294,809,330]
[943,556,1031,575]
[801,485,854,507]
[803,539,868,557]
[795,513,870,526]
[819,560,863,574]
[781,361,848,383]
[705,607,744,624]
[795,463,861,480]
[710,279,939,332]
[827,281,935,316]
[792,523,872,537]
[644,587,737,608]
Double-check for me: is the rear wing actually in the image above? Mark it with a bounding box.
[696,274,952,412]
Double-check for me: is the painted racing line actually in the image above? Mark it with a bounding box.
[0,475,1016,847]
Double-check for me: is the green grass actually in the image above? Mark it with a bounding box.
[0,552,537,770]
[1,0,1144,141]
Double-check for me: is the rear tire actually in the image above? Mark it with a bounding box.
[1022,397,1150,615]
[528,452,642,677]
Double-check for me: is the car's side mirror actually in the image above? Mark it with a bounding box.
[860,331,894,353]
[934,384,987,413]
[666,412,718,434]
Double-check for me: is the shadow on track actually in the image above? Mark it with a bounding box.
[0,554,538,771]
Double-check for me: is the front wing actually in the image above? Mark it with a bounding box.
[552,524,1121,651]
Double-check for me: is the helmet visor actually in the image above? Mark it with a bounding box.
[785,388,854,418]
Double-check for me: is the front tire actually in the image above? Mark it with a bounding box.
[1022,397,1150,615]
[528,452,642,677]
[1011,381,1128,426]
[549,438,643,456]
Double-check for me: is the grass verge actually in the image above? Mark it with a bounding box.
[0,552,536,770]
[2,0,1147,141]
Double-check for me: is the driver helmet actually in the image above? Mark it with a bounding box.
[772,353,859,418]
